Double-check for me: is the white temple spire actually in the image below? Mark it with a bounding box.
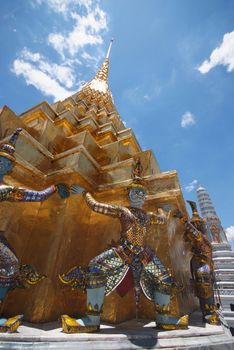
[196,184,228,243]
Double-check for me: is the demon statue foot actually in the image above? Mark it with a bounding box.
[0,291,23,333]
[0,265,45,334]
[155,291,188,330]
[156,314,189,330]
[204,313,220,325]
[0,314,23,333]
[202,303,221,325]
[61,315,100,334]
[61,285,104,334]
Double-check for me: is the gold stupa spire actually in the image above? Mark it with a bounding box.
[81,39,114,98]
[95,39,113,82]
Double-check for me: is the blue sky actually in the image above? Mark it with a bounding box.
[0,0,234,244]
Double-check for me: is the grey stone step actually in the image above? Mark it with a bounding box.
[213,251,234,258]
[214,263,234,269]
[223,311,234,317]
[0,312,233,350]
[216,282,234,288]
[212,244,232,252]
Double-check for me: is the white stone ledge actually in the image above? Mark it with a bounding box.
[0,313,232,350]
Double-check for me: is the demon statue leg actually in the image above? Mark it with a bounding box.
[0,287,23,333]
[62,271,106,333]
[193,261,220,325]
[142,258,188,330]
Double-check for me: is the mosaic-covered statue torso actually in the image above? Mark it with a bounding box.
[84,192,171,301]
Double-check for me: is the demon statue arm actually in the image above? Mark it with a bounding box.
[0,183,69,202]
[173,209,212,256]
[83,191,127,218]
[71,185,128,218]
[148,208,168,225]
[72,186,168,224]
[174,209,202,237]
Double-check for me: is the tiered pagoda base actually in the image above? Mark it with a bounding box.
[0,312,233,350]
[213,242,234,333]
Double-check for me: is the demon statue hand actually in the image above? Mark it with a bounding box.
[173,201,220,325]
[59,177,188,333]
[0,128,70,333]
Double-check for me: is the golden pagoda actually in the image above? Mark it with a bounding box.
[0,41,196,323]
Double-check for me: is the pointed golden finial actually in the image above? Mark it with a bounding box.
[106,38,114,60]
[79,39,114,98]
[94,39,113,83]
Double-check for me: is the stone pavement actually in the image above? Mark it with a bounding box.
[0,312,233,350]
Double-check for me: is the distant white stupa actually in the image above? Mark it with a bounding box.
[197,184,228,243]
[196,184,234,331]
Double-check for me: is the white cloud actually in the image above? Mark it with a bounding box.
[21,49,41,62]
[123,87,140,101]
[185,179,198,193]
[33,0,108,67]
[35,0,92,16]
[38,61,75,88]
[65,58,82,67]
[124,87,151,105]
[21,48,76,89]
[11,49,77,101]
[123,81,162,105]
[12,1,109,100]
[80,52,101,71]
[226,226,234,242]
[12,60,75,101]
[198,31,234,74]
[48,4,108,59]
[181,111,196,128]
[143,94,150,101]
